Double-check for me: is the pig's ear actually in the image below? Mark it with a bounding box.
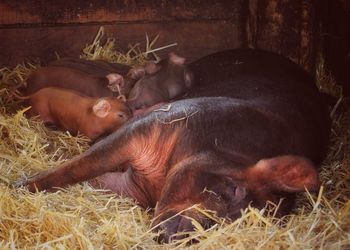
[246,155,320,193]
[169,52,186,65]
[144,62,161,74]
[128,66,146,80]
[106,73,124,92]
[93,99,111,118]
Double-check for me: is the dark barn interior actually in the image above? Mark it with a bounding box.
[0,0,349,248]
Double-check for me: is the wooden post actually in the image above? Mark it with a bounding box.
[245,0,316,71]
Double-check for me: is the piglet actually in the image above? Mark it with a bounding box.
[49,58,145,97]
[15,87,131,140]
[24,66,125,98]
[127,52,194,110]
[49,58,132,77]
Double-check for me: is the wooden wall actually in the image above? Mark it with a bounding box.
[0,1,244,67]
[0,0,319,70]
[320,0,350,95]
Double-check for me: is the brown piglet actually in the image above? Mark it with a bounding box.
[16,87,131,140]
[24,66,124,98]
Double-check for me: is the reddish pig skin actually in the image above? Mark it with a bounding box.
[49,58,132,77]
[24,66,142,97]
[19,87,131,140]
[25,66,113,97]
[48,58,144,97]
[14,49,330,243]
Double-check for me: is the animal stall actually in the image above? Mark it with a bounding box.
[0,1,349,249]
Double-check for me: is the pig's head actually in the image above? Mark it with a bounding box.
[86,98,131,140]
[152,155,320,243]
[127,52,194,110]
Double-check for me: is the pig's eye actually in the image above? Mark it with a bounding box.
[116,112,126,119]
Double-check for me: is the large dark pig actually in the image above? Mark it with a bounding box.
[127,52,194,110]
[48,58,144,97]
[14,49,330,243]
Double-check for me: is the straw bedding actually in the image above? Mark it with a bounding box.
[0,28,349,249]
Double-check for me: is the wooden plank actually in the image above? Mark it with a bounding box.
[0,0,242,26]
[245,0,316,71]
[339,0,350,15]
[0,0,321,74]
[0,21,240,67]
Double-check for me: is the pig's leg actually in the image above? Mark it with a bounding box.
[12,125,136,192]
[13,118,183,208]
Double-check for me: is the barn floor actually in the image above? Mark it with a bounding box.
[0,31,349,249]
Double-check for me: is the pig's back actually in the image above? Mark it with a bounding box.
[173,49,331,165]
[186,50,329,133]
[189,49,315,90]
[49,58,131,77]
[151,95,328,167]
[25,66,113,97]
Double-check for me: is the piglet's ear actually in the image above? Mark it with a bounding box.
[128,66,146,80]
[246,155,320,193]
[144,62,161,74]
[169,52,186,65]
[106,73,125,92]
[93,99,111,118]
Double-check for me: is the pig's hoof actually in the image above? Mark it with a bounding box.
[11,177,30,188]
[12,174,40,192]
